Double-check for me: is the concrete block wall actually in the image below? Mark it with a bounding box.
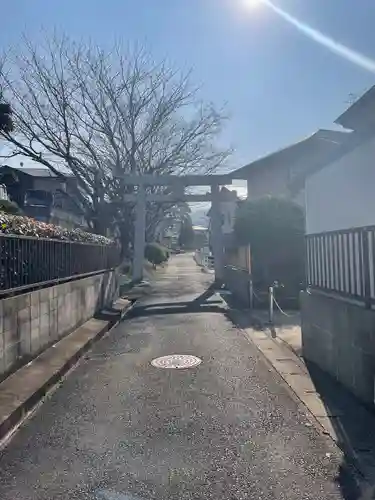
[0,270,118,377]
[301,291,375,405]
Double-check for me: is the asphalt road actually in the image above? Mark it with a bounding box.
[0,254,363,499]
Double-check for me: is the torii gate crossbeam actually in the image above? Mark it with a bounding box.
[118,174,232,284]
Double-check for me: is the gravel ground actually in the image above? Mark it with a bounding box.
[0,254,364,499]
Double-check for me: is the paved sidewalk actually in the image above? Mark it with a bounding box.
[251,308,302,356]
[0,255,367,499]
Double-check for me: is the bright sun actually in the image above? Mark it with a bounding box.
[243,0,261,9]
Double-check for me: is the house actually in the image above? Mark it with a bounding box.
[231,129,348,206]
[301,85,375,406]
[0,165,87,229]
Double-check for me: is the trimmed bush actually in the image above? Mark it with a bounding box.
[0,213,114,245]
[145,242,168,267]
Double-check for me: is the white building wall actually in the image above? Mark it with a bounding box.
[305,136,375,234]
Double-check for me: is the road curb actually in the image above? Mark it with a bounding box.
[0,298,134,444]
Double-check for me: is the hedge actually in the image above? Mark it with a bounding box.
[145,242,169,267]
[0,213,114,245]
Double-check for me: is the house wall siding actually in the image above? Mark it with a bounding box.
[305,135,375,234]
[33,178,66,192]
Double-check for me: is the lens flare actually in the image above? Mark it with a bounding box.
[262,0,375,74]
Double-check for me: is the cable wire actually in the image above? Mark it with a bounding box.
[272,296,300,318]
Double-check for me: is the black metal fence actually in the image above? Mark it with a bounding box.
[0,234,120,292]
[306,225,375,306]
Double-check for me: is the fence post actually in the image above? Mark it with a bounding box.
[362,229,371,309]
[248,277,253,310]
[269,286,274,324]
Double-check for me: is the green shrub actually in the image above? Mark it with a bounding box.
[145,242,168,267]
[234,196,305,300]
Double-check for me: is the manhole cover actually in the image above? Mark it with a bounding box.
[151,354,202,369]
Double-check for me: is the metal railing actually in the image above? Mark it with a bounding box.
[306,225,375,307]
[0,234,120,293]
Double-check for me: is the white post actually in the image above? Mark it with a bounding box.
[210,184,224,282]
[269,286,274,324]
[249,279,254,310]
[132,184,146,282]
[247,244,253,310]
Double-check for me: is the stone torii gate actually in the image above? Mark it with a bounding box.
[120,174,232,283]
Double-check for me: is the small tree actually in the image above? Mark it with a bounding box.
[234,197,305,298]
[145,242,167,268]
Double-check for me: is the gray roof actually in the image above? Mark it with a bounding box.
[335,85,375,131]
[16,167,57,177]
[15,167,74,178]
[0,166,75,179]
[231,129,350,180]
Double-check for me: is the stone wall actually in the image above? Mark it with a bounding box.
[0,270,118,377]
[301,290,375,405]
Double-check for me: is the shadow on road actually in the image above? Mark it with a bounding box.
[128,288,227,319]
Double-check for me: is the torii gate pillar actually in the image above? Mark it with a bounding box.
[133,184,146,282]
[210,184,224,283]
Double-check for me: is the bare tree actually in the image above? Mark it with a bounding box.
[0,35,232,248]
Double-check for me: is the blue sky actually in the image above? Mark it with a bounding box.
[2,0,375,171]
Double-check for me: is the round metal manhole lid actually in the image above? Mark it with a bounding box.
[151,354,202,370]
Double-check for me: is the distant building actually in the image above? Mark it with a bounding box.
[0,165,87,229]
